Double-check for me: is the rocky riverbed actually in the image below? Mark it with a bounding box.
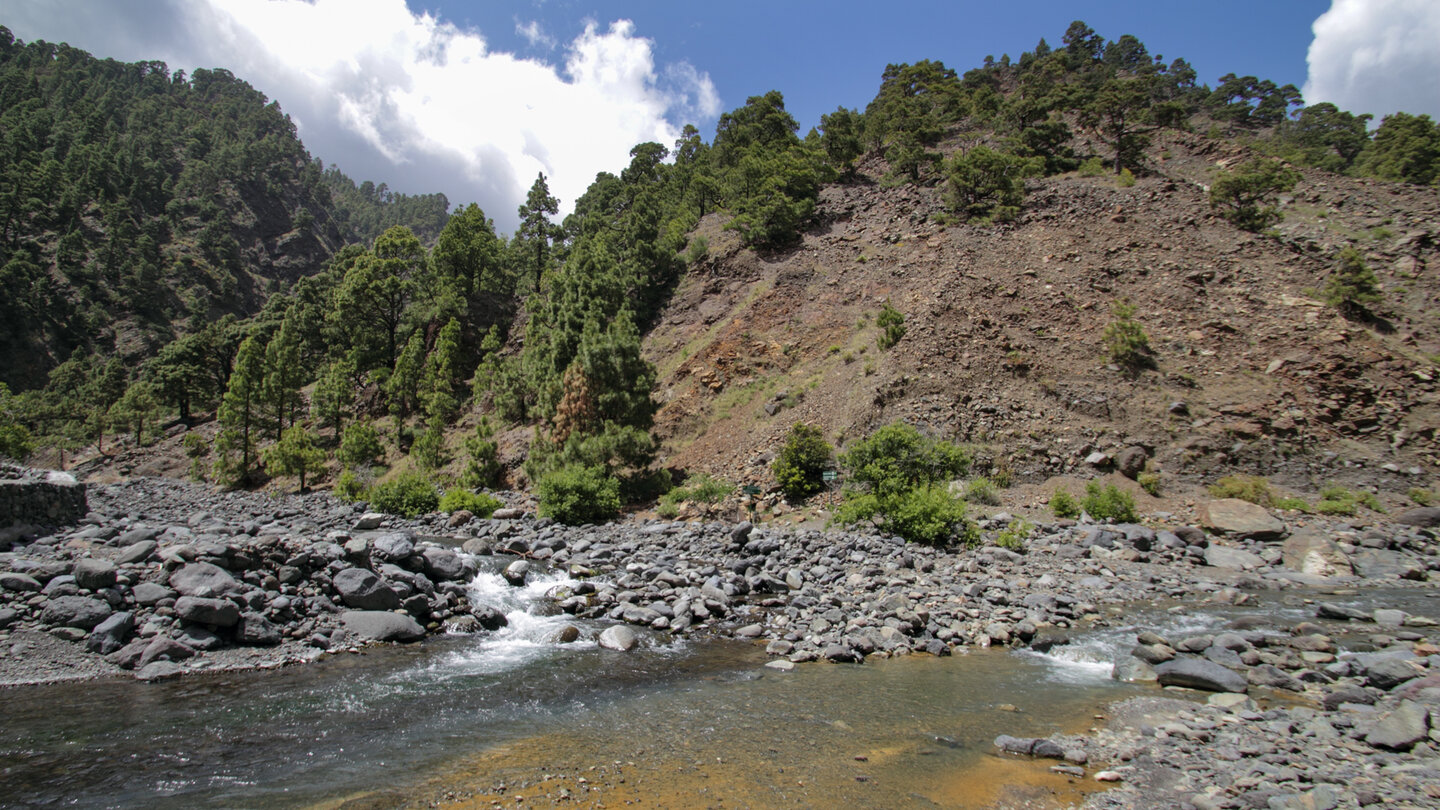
[2,474,1439,807]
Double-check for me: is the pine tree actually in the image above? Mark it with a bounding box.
[1323,247,1383,318]
[108,380,159,446]
[262,425,327,492]
[216,335,265,485]
[311,357,356,437]
[420,317,463,423]
[515,173,561,294]
[262,313,304,440]
[386,330,426,420]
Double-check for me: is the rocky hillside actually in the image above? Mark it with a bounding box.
[645,129,1440,499]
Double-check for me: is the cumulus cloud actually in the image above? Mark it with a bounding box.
[5,0,720,231]
[516,20,556,51]
[1305,0,1440,121]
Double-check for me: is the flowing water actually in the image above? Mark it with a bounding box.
[2,569,1435,810]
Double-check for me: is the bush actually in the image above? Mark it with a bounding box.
[839,486,976,547]
[334,469,367,502]
[1274,497,1311,512]
[459,418,502,489]
[1082,481,1138,523]
[1103,299,1151,369]
[182,432,209,482]
[773,423,834,500]
[438,488,502,517]
[876,303,906,350]
[1316,484,1384,516]
[1409,488,1436,507]
[1209,158,1299,232]
[411,421,446,470]
[659,473,733,510]
[996,518,1033,551]
[536,464,621,525]
[1137,471,1161,497]
[367,471,439,517]
[684,236,709,264]
[1208,474,1275,506]
[338,422,384,468]
[1323,246,1382,317]
[839,422,970,498]
[964,477,1001,506]
[944,146,1041,222]
[1049,489,1080,518]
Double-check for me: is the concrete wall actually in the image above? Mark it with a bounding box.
[0,470,88,528]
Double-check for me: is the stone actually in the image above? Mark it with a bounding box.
[371,532,415,563]
[138,637,196,667]
[598,624,638,651]
[1394,507,1440,527]
[549,625,581,644]
[332,567,400,610]
[1115,446,1148,479]
[1248,664,1303,691]
[1372,609,1407,627]
[1203,544,1265,570]
[1155,657,1248,693]
[764,660,795,671]
[421,547,469,582]
[491,507,524,520]
[503,559,530,586]
[168,562,240,597]
[1365,658,1422,690]
[115,539,158,565]
[1349,548,1428,580]
[353,512,386,530]
[471,605,509,631]
[446,510,473,528]
[1365,700,1430,750]
[1197,499,1285,541]
[340,610,426,642]
[136,661,184,681]
[86,611,134,655]
[0,572,42,592]
[1316,603,1370,622]
[39,595,112,629]
[1281,530,1353,578]
[236,612,281,646]
[73,558,117,590]
[995,735,1038,755]
[1113,655,1158,683]
[174,595,240,627]
[729,521,754,546]
[131,582,174,606]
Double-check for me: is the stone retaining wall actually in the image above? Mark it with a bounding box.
[0,473,88,528]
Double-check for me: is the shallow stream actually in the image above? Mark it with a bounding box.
[2,569,1435,809]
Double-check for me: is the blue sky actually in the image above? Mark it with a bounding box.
[6,1,1437,231]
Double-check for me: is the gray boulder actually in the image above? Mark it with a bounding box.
[86,611,134,655]
[136,661,184,681]
[40,595,112,629]
[174,595,240,627]
[421,547,468,581]
[353,512,386,530]
[73,558,117,590]
[131,582,175,606]
[1365,658,1422,691]
[115,539,158,565]
[138,637,196,667]
[1365,700,1431,750]
[598,624,638,652]
[1394,506,1440,527]
[1203,544,1265,570]
[1349,548,1428,581]
[0,572,42,592]
[341,610,426,642]
[1247,664,1303,691]
[1115,446,1148,479]
[332,567,400,610]
[169,562,240,597]
[236,612,281,646]
[1281,530,1353,578]
[371,532,415,563]
[503,559,531,586]
[1197,499,1285,541]
[1155,657,1248,693]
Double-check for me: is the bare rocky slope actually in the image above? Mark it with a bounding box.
[645,130,1440,508]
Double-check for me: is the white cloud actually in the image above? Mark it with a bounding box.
[1305,0,1440,121]
[4,0,719,232]
[516,20,556,51]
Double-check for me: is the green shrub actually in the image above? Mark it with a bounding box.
[1117,168,1136,188]
[410,421,446,470]
[996,518,1033,551]
[990,463,1014,489]
[1209,474,1275,506]
[338,422,384,468]
[367,471,439,517]
[459,418,502,489]
[182,432,209,482]
[1323,246,1382,317]
[334,469,367,502]
[773,423,834,500]
[537,464,621,525]
[964,477,1001,506]
[1137,471,1161,497]
[1274,497,1311,512]
[1315,484,1384,516]
[662,473,734,507]
[839,422,970,498]
[1103,299,1151,369]
[1078,157,1107,177]
[838,486,976,547]
[1409,487,1436,507]
[1209,158,1299,232]
[1050,489,1080,519]
[1082,481,1138,523]
[438,488,502,517]
[876,303,906,350]
[684,235,709,264]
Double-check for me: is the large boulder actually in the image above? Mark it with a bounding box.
[371,532,416,563]
[73,558,117,591]
[598,624,638,652]
[40,595,112,629]
[1282,529,1353,578]
[421,546,469,581]
[1154,657,1248,693]
[1115,446,1148,480]
[332,567,400,610]
[174,595,240,627]
[86,611,134,654]
[1349,548,1428,581]
[1197,499,1285,541]
[236,612,281,646]
[168,562,240,597]
[1394,506,1440,528]
[340,610,425,642]
[1203,544,1265,571]
[1365,700,1431,751]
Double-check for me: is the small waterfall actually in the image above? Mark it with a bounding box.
[426,566,595,676]
[1017,611,1228,684]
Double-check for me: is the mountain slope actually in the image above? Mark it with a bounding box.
[645,129,1440,495]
